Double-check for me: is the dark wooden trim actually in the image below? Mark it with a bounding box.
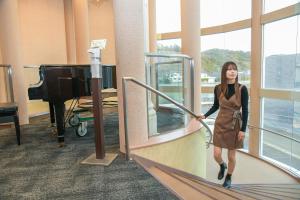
[92,78,105,159]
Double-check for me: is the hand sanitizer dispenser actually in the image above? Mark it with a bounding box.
[88,39,107,78]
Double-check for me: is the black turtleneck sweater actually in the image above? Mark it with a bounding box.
[204,84,249,132]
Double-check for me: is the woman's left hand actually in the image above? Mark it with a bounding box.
[238,131,245,141]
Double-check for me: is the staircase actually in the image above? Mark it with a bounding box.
[132,154,300,200]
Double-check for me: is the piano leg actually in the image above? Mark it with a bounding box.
[54,102,65,146]
[49,102,56,127]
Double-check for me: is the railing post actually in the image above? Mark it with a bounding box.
[122,78,130,160]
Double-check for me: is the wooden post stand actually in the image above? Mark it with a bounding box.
[81,40,118,166]
[92,78,105,159]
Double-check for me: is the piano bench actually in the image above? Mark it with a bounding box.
[0,103,21,145]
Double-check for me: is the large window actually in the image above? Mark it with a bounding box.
[263,16,300,90]
[201,29,251,87]
[263,0,299,13]
[154,0,300,173]
[262,98,300,172]
[200,29,251,150]
[156,0,181,33]
[261,2,300,174]
[200,0,251,28]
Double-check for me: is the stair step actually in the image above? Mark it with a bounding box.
[132,154,300,200]
[167,170,256,200]
[148,166,213,200]
[232,186,300,200]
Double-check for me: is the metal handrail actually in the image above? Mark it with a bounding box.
[122,77,213,160]
[248,124,300,144]
[0,64,14,102]
[145,52,193,60]
[153,60,183,65]
[206,116,300,144]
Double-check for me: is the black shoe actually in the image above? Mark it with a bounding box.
[222,174,232,188]
[217,163,227,180]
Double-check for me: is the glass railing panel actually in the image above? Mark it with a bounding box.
[156,60,184,105]
[145,53,193,115]
[147,88,187,137]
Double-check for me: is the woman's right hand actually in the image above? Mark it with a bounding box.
[196,115,206,121]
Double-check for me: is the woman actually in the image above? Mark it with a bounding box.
[198,61,249,188]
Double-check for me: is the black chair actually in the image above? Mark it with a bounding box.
[0,103,20,145]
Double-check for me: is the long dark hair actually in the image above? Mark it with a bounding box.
[219,61,239,98]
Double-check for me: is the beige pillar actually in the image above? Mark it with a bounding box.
[73,0,90,64]
[64,0,77,64]
[181,0,201,114]
[0,46,7,102]
[0,0,29,124]
[148,0,157,52]
[249,0,263,157]
[113,0,149,153]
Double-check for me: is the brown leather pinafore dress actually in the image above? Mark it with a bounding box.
[213,85,243,150]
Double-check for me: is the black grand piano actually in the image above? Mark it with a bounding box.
[28,64,116,144]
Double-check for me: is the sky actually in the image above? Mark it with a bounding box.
[155,0,299,55]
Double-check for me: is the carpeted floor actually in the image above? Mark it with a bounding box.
[0,113,178,200]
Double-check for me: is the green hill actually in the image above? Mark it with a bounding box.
[202,48,250,73]
[157,45,251,73]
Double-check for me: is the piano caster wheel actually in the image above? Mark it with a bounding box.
[76,122,88,137]
[69,114,80,127]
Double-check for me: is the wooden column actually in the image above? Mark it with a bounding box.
[181,0,201,113]
[249,0,263,157]
[148,0,157,52]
